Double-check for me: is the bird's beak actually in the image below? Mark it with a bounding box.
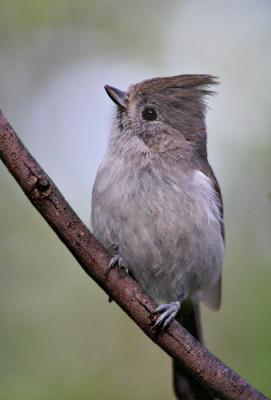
[104,85,127,110]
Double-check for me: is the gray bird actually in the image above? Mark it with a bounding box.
[91,74,224,399]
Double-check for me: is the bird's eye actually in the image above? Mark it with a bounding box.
[142,107,157,121]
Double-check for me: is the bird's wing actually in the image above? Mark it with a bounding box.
[202,163,225,241]
[200,163,224,311]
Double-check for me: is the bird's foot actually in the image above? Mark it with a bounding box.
[106,254,129,276]
[153,301,181,330]
[106,253,131,303]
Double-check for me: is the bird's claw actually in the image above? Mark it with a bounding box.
[153,301,180,330]
[106,254,129,277]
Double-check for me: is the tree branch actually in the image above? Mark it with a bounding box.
[0,110,268,400]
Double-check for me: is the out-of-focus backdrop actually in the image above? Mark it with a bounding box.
[1,1,270,399]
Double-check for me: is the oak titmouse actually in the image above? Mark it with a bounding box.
[91,75,224,399]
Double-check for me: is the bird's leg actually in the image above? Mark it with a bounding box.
[106,245,131,303]
[108,254,129,274]
[106,244,129,276]
[153,296,183,330]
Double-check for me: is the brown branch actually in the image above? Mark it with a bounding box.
[0,110,268,400]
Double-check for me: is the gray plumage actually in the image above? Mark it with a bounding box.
[91,74,224,399]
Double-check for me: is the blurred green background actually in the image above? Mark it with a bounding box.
[1,1,271,399]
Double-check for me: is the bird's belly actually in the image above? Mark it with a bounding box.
[92,168,224,303]
[118,209,223,303]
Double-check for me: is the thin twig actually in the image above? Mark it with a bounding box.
[0,110,268,400]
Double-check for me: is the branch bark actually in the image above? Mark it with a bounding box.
[0,110,268,400]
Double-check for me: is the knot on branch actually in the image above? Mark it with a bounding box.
[31,177,52,200]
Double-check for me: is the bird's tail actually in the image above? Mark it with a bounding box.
[173,302,215,400]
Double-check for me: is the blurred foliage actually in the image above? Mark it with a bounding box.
[0,0,180,58]
[0,1,271,399]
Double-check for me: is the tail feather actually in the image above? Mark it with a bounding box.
[173,302,215,400]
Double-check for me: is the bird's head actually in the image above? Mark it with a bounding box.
[105,74,218,158]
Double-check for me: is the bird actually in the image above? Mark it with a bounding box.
[91,74,224,399]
